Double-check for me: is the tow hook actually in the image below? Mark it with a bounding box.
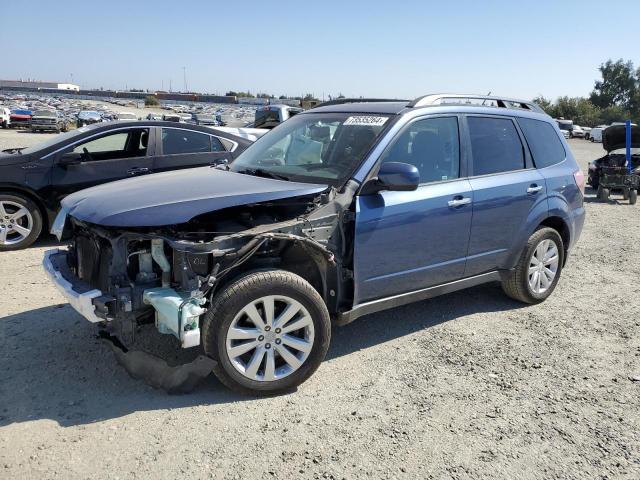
[98,331,217,394]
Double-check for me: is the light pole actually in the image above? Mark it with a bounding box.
[183,67,188,93]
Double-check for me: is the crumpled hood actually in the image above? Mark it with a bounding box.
[603,124,640,152]
[62,166,328,227]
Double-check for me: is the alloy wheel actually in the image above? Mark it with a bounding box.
[225,295,315,382]
[0,201,33,246]
[528,239,559,295]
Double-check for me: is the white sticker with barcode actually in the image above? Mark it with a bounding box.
[344,116,388,126]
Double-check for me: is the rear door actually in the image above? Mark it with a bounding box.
[464,115,547,276]
[152,127,233,173]
[50,127,154,203]
[353,115,473,304]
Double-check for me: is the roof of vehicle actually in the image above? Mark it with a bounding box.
[306,94,547,117]
[304,101,409,115]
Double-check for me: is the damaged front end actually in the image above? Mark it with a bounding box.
[46,182,357,392]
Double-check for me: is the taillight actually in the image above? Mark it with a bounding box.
[573,169,585,195]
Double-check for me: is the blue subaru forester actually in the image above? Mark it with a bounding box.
[45,94,586,394]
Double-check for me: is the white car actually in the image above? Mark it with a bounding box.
[589,125,608,143]
[117,111,138,121]
[570,125,586,138]
[0,107,10,128]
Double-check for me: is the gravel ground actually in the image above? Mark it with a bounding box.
[0,134,638,480]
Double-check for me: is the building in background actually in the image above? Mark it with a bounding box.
[0,79,80,91]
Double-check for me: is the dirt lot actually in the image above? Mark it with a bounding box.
[0,133,638,479]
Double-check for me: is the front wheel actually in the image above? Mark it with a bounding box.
[630,189,638,205]
[502,227,564,304]
[202,270,331,395]
[0,194,43,251]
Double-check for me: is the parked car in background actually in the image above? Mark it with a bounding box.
[570,125,586,138]
[582,126,592,140]
[587,124,640,201]
[589,125,608,142]
[10,109,32,128]
[253,104,304,129]
[30,110,69,133]
[0,107,10,128]
[76,110,103,127]
[189,113,218,126]
[117,111,138,121]
[556,119,573,139]
[42,94,585,395]
[146,113,163,121]
[0,121,253,250]
[162,113,182,122]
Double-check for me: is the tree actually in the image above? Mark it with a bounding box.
[144,95,159,106]
[303,93,318,101]
[590,59,637,109]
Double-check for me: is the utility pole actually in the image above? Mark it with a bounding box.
[169,79,172,92]
[183,67,187,93]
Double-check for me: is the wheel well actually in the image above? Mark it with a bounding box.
[0,187,49,232]
[539,216,570,264]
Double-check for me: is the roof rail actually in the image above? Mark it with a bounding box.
[407,93,544,113]
[311,98,408,109]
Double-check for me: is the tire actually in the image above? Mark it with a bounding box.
[0,193,43,251]
[630,189,638,205]
[599,187,610,201]
[202,270,331,395]
[502,227,564,304]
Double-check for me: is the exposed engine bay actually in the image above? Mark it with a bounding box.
[59,181,358,382]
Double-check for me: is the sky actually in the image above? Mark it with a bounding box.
[2,0,639,101]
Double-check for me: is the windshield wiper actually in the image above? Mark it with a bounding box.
[236,168,290,181]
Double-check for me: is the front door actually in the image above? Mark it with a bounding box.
[353,116,473,304]
[50,127,154,204]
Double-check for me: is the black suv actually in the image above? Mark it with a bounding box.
[0,121,252,250]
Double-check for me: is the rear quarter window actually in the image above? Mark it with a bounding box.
[517,118,566,168]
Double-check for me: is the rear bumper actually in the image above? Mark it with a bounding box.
[42,249,104,323]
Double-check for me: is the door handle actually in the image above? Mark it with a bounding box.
[448,197,472,208]
[127,167,150,176]
[527,185,543,194]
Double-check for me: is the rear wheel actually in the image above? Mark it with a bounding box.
[502,227,564,304]
[0,194,43,251]
[202,270,331,395]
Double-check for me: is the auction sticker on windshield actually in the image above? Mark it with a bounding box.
[344,116,388,126]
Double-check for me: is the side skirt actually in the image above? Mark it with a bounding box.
[336,271,503,326]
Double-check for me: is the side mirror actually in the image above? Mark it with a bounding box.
[59,153,81,167]
[362,162,420,194]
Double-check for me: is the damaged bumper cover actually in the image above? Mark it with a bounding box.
[43,249,103,323]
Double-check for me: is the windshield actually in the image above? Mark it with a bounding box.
[230,112,391,185]
[558,123,572,131]
[33,110,56,117]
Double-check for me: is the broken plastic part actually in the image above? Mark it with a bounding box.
[99,332,216,394]
[143,287,206,348]
[151,239,171,287]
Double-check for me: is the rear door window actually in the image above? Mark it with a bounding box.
[468,117,525,176]
[162,128,211,154]
[517,118,566,168]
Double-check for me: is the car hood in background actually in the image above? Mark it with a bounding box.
[61,167,327,227]
[603,124,640,152]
